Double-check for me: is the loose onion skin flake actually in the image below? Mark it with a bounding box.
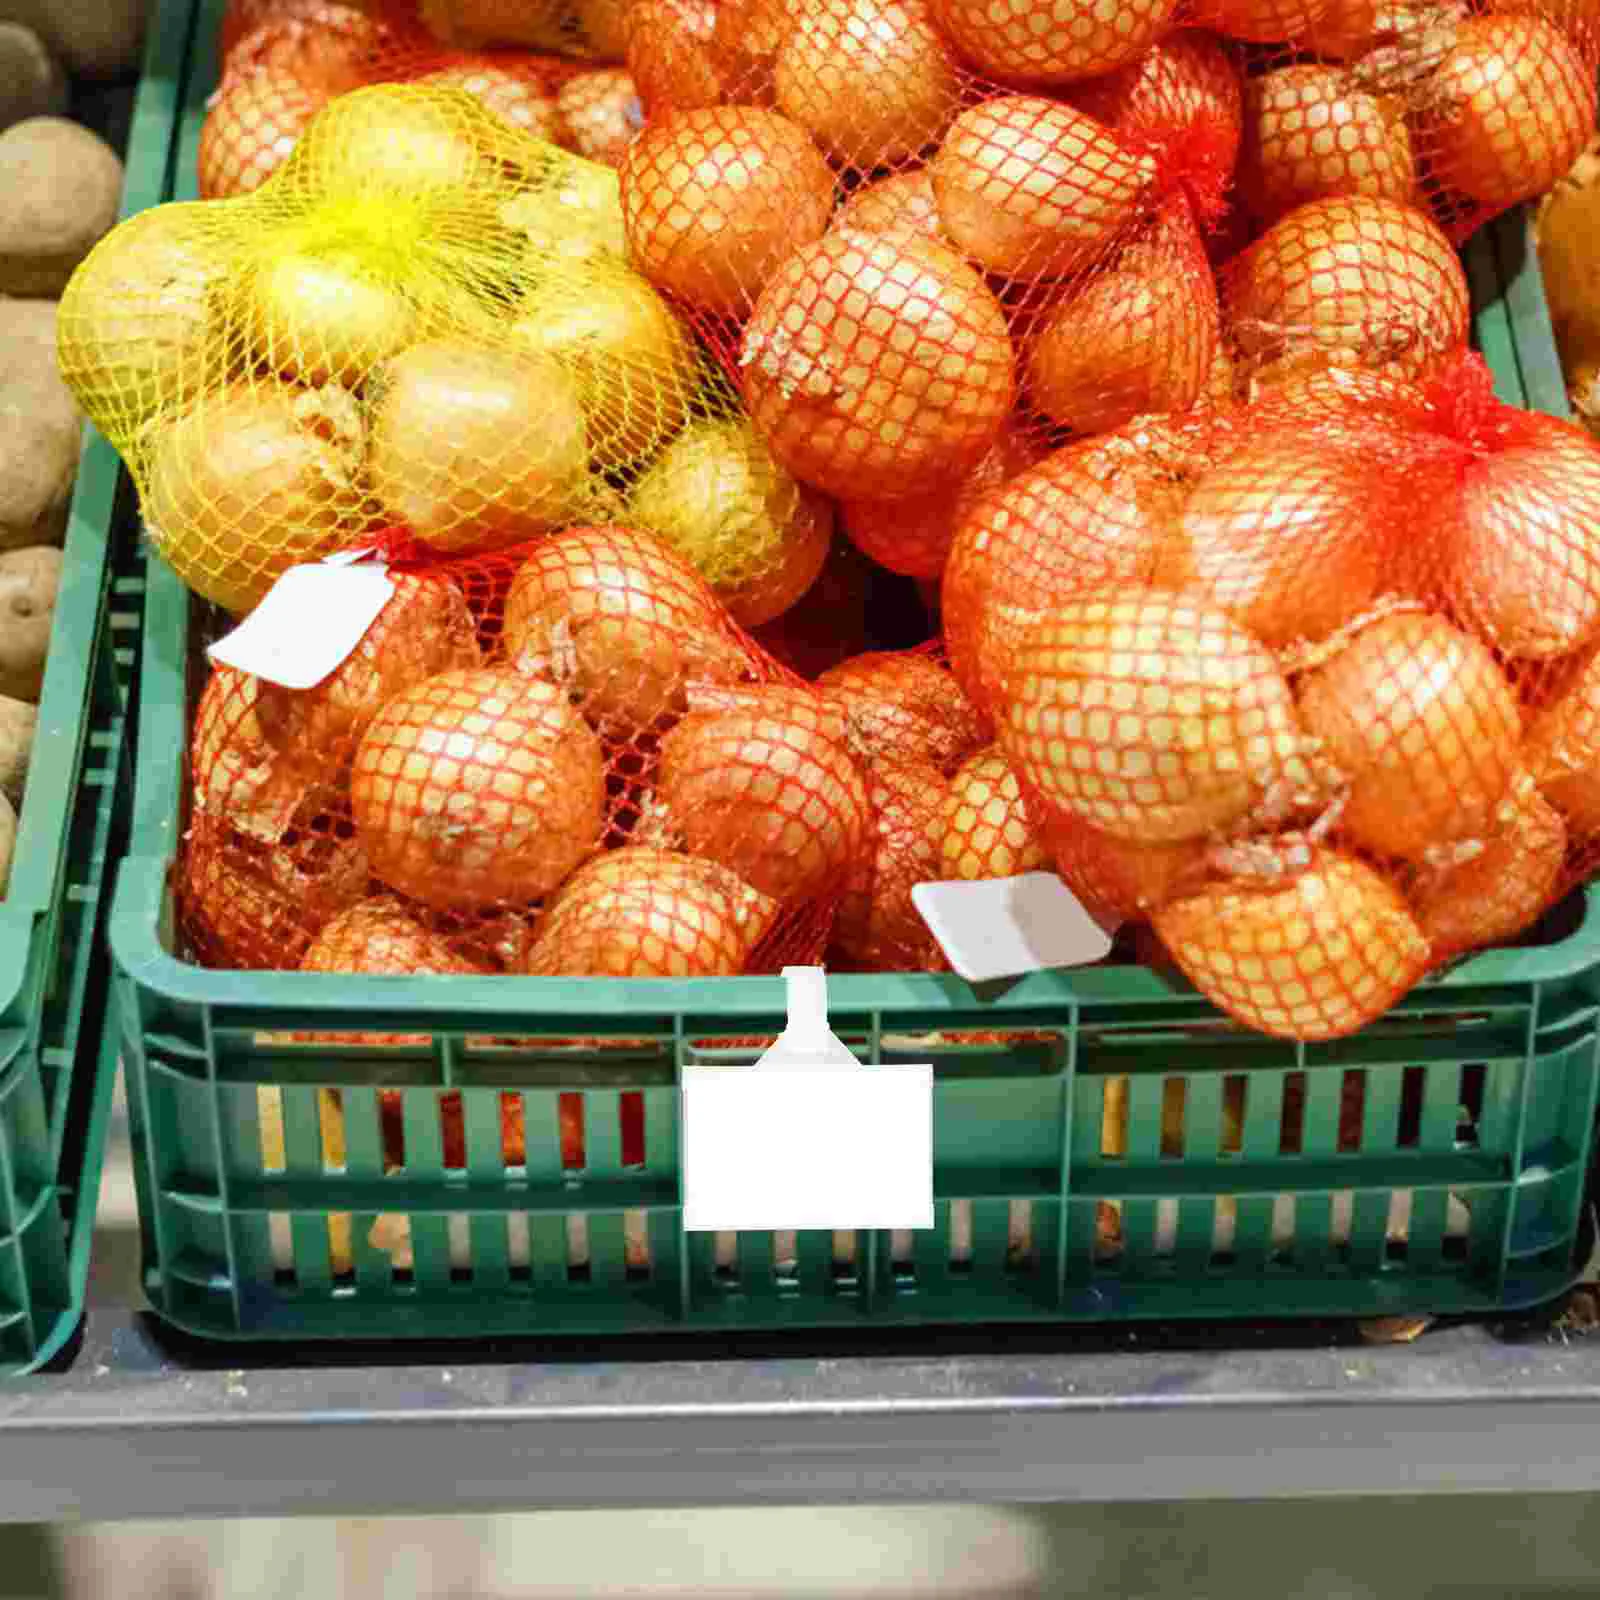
[619,106,835,319]
[655,685,872,904]
[774,0,962,171]
[834,757,950,971]
[1154,851,1430,1042]
[929,96,1157,281]
[817,650,990,772]
[931,0,1182,84]
[739,229,1015,501]
[939,746,1048,880]
[997,588,1310,845]
[1296,611,1521,863]
[1526,647,1600,839]
[1224,195,1470,383]
[350,666,607,910]
[526,848,780,977]
[1425,16,1596,215]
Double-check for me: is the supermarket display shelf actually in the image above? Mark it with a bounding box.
[4,1292,1600,1520]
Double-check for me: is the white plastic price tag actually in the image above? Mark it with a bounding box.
[911,872,1115,983]
[207,556,396,690]
[682,967,933,1233]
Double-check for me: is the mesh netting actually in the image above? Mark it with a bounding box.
[181,529,855,974]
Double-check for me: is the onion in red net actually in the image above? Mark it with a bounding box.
[739,229,1015,500]
[350,666,607,909]
[1295,610,1521,863]
[1423,15,1596,214]
[938,746,1048,880]
[997,588,1311,845]
[1042,809,1207,923]
[303,896,488,975]
[817,650,989,773]
[1224,195,1470,384]
[773,0,962,172]
[415,60,563,142]
[831,169,944,242]
[620,105,835,318]
[928,96,1157,280]
[1527,647,1600,839]
[526,847,781,976]
[500,525,752,734]
[556,69,644,165]
[193,666,318,844]
[625,0,724,112]
[1152,850,1430,1041]
[931,0,1181,84]
[655,684,872,904]
[198,66,324,201]
[833,756,949,971]
[1187,0,1335,42]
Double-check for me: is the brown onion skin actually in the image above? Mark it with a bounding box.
[939,746,1048,881]
[932,0,1181,84]
[831,170,944,243]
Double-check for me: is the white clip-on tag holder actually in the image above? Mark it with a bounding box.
[681,966,933,1233]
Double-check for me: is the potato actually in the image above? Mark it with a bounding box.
[0,695,36,807]
[0,23,64,133]
[0,546,59,702]
[0,300,80,549]
[0,117,122,296]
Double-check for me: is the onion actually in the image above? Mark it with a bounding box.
[501,524,751,734]
[416,61,562,141]
[57,202,227,435]
[834,756,949,969]
[527,847,780,975]
[228,10,387,93]
[1526,648,1600,837]
[739,230,1014,500]
[287,83,496,193]
[840,424,1037,580]
[1307,0,1448,61]
[997,588,1310,844]
[1296,611,1521,861]
[929,96,1157,280]
[575,0,632,56]
[939,746,1047,879]
[774,0,962,172]
[1024,207,1219,436]
[302,896,487,974]
[255,572,482,766]
[556,69,643,166]
[1168,429,1390,647]
[1239,64,1416,225]
[625,0,723,113]
[1444,414,1600,659]
[369,339,590,552]
[628,418,834,627]
[1153,850,1430,1040]
[709,0,803,103]
[656,685,872,902]
[351,665,606,909]
[220,0,384,61]
[620,106,835,318]
[143,380,365,615]
[511,263,698,471]
[1041,809,1207,922]
[1186,0,1335,42]
[500,159,627,269]
[1225,195,1470,383]
[931,0,1181,83]
[1424,17,1595,213]
[831,169,943,241]
[192,666,316,844]
[1411,773,1567,955]
[817,650,989,773]
[198,66,322,199]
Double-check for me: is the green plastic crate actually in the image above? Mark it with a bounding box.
[108,0,1600,1341]
[0,0,192,1370]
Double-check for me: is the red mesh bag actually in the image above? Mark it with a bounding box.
[182,526,869,975]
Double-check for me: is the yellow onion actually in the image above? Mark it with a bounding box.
[286,83,496,192]
[997,588,1310,844]
[351,666,606,909]
[1526,648,1600,838]
[929,96,1157,280]
[1424,16,1595,213]
[656,685,872,903]
[511,263,698,471]
[620,105,835,318]
[817,650,989,773]
[369,339,590,552]
[628,419,833,627]
[831,169,944,241]
[932,0,1181,83]
[625,0,724,112]
[303,897,486,975]
[501,524,750,733]
[1296,611,1521,862]
[528,847,780,976]
[142,380,365,615]
[707,0,802,102]
[834,757,949,970]
[1153,850,1429,1041]
[939,746,1047,880]
[774,0,962,171]
[740,229,1014,500]
[556,69,644,166]
[1411,774,1567,955]
[415,62,562,141]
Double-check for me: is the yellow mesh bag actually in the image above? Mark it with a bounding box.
[58,83,752,615]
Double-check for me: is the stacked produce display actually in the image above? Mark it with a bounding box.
[57,0,1600,1047]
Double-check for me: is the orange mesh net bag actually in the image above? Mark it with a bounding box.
[182,526,877,978]
[937,353,1600,1040]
